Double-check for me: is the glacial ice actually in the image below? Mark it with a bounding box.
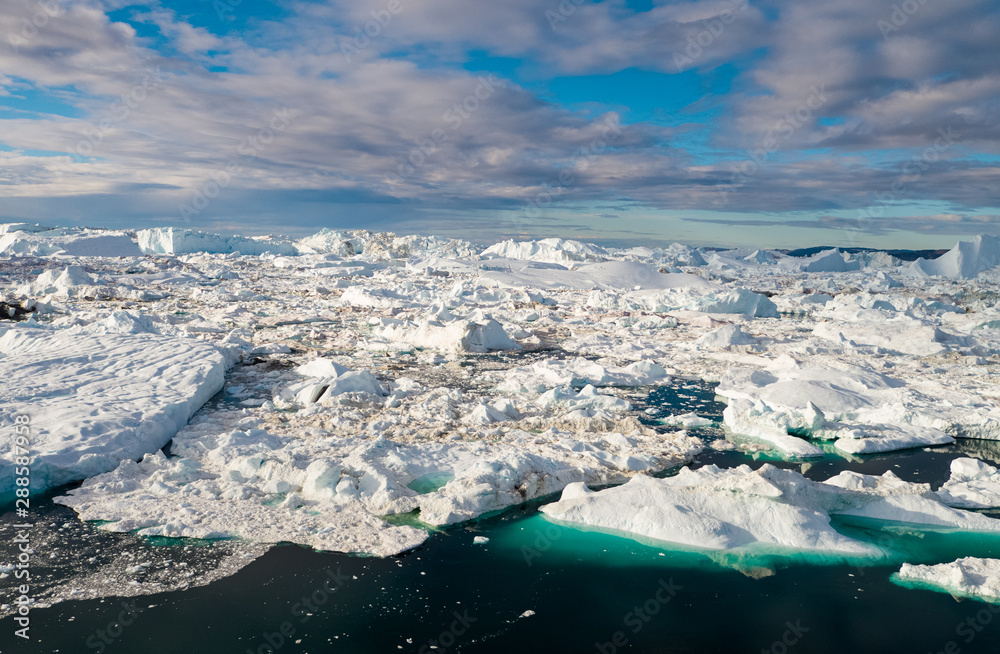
[137,227,299,256]
[936,457,1000,509]
[0,326,226,496]
[894,557,1000,604]
[3,226,1000,563]
[906,234,1000,279]
[717,358,960,456]
[540,464,1000,557]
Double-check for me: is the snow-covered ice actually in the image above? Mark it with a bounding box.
[3,225,1000,566]
[0,326,226,496]
[540,464,1000,558]
[894,557,1000,604]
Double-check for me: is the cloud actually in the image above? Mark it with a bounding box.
[0,0,997,246]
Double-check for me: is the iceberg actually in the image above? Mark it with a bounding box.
[906,234,1000,279]
[894,558,1000,604]
[0,327,226,496]
[717,359,955,456]
[480,238,609,264]
[540,464,1000,559]
[936,457,1000,509]
[136,227,298,256]
[0,226,141,257]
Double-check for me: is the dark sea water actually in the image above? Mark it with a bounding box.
[5,380,1000,654]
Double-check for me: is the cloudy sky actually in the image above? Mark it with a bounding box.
[1,0,998,248]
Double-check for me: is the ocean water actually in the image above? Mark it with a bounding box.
[5,380,1000,653]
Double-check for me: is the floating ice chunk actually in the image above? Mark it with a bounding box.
[823,469,1000,530]
[136,227,298,256]
[295,358,350,379]
[56,449,427,556]
[536,385,631,413]
[0,328,226,496]
[722,400,825,458]
[905,234,1000,279]
[249,343,291,355]
[275,361,387,408]
[694,324,760,349]
[812,317,953,356]
[463,403,513,425]
[685,289,779,318]
[659,412,715,428]
[743,249,777,265]
[936,458,1000,509]
[0,228,141,257]
[480,238,608,264]
[473,536,489,545]
[17,265,99,298]
[893,558,1000,604]
[376,316,520,353]
[717,360,955,456]
[541,464,1000,558]
[541,466,877,556]
[803,249,861,273]
[832,424,952,454]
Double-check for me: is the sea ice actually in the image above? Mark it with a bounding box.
[894,558,1000,604]
[936,457,1000,509]
[0,326,226,496]
[540,464,1000,558]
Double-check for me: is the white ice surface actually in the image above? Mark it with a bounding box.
[906,235,1000,279]
[895,558,1000,604]
[717,358,957,456]
[137,227,298,256]
[0,227,141,257]
[936,457,1000,509]
[541,464,1000,556]
[0,326,226,495]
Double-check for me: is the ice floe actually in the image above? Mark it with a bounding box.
[4,225,1000,568]
[0,326,226,496]
[540,464,1000,558]
[894,557,1000,604]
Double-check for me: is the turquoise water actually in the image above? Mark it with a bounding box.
[5,379,1000,653]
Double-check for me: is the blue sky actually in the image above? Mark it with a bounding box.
[1,0,998,248]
